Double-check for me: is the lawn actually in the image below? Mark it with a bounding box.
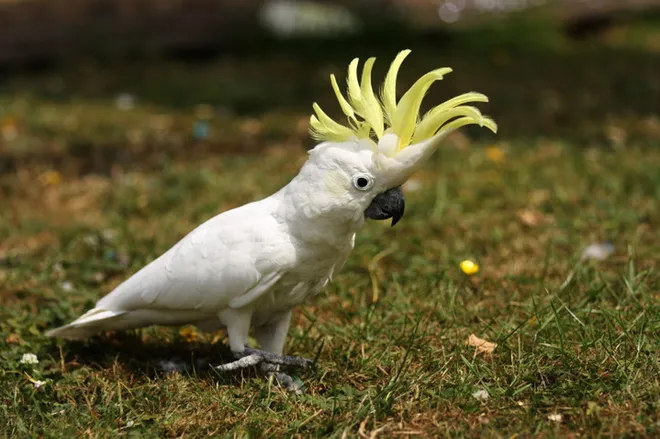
[1,19,659,438]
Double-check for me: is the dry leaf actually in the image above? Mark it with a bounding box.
[467,334,497,355]
[179,326,200,343]
[517,209,545,227]
[6,333,22,344]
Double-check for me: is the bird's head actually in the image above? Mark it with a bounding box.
[303,49,497,227]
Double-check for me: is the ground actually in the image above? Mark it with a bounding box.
[0,16,659,438]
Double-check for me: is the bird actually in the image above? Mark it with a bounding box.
[46,49,497,391]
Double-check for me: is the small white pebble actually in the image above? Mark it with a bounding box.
[472,389,489,401]
[548,413,563,422]
[20,353,39,365]
[60,281,74,292]
[581,242,615,261]
[125,420,135,428]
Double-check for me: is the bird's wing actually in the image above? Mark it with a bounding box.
[96,203,293,313]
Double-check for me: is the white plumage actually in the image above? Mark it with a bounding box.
[47,142,367,360]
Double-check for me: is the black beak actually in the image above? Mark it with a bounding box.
[364,186,405,227]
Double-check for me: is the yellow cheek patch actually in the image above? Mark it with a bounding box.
[323,169,351,197]
[309,50,497,150]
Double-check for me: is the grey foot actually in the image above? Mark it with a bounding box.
[215,346,313,371]
[214,346,311,393]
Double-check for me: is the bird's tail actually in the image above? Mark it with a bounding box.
[45,308,127,340]
[46,308,215,339]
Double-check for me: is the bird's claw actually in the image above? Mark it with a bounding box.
[215,346,313,372]
[260,363,305,394]
[214,346,310,393]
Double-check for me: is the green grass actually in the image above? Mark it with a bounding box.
[1,27,660,438]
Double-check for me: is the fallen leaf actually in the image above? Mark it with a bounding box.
[6,333,22,344]
[179,326,200,343]
[467,334,497,355]
[517,209,545,227]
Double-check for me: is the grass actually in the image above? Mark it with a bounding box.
[1,21,660,438]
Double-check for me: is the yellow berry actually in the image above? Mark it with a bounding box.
[460,260,480,275]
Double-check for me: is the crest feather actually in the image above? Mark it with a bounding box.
[309,50,497,149]
[381,49,411,123]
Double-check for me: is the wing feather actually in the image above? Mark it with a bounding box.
[96,200,292,313]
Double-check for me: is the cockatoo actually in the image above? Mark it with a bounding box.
[47,50,496,390]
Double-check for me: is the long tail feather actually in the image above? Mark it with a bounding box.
[46,308,126,340]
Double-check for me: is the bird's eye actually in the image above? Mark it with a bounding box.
[352,174,374,191]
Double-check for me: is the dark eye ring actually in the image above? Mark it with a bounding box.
[352,174,374,191]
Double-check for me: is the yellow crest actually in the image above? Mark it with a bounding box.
[310,50,497,150]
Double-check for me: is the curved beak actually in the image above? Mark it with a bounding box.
[364,186,406,227]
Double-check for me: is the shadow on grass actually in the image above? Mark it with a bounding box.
[41,331,270,386]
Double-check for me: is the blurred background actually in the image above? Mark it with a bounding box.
[2,0,660,158]
[1,0,660,268]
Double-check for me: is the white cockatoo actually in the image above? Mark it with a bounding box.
[47,50,496,390]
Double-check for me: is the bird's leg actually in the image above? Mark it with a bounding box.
[254,310,311,393]
[214,308,262,370]
[215,310,312,393]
